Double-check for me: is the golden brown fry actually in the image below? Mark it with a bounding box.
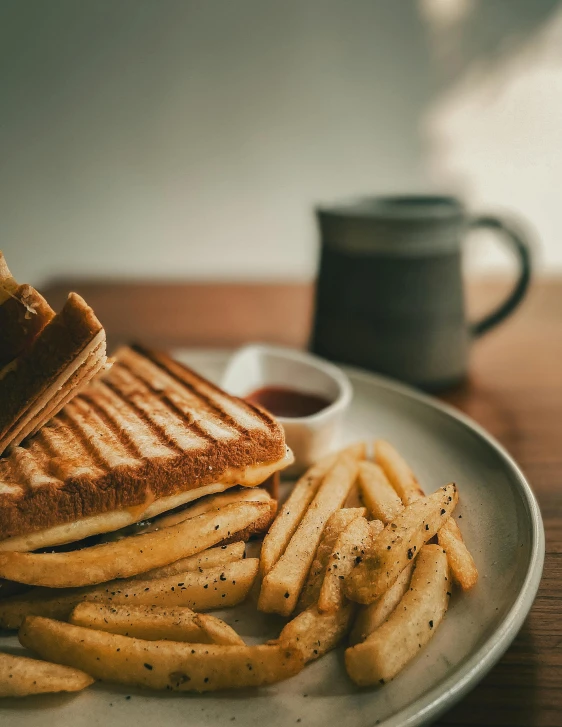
[132,542,245,580]
[437,518,478,590]
[70,603,203,641]
[374,440,425,505]
[0,560,259,629]
[345,484,458,604]
[0,502,268,588]
[376,441,478,590]
[0,651,94,697]
[69,603,243,645]
[89,560,259,612]
[144,488,275,532]
[260,443,365,576]
[297,507,366,613]
[344,483,363,509]
[259,459,333,576]
[345,545,450,685]
[275,603,355,663]
[19,617,304,692]
[195,613,245,646]
[349,562,414,645]
[358,461,404,523]
[258,454,360,616]
[318,516,373,613]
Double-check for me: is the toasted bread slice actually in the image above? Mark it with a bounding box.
[0,252,54,368]
[0,346,290,550]
[0,293,107,454]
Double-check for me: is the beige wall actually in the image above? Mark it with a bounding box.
[0,0,560,286]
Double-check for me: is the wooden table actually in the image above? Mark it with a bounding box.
[45,278,562,726]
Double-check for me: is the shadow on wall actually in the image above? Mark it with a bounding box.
[420,0,562,86]
[422,0,562,273]
[0,0,560,284]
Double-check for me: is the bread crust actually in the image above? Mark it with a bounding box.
[0,284,55,368]
[0,253,55,368]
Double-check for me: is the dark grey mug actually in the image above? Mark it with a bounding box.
[310,195,532,390]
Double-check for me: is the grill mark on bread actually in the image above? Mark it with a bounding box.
[73,392,144,462]
[38,416,105,481]
[106,361,208,451]
[8,448,57,492]
[114,357,233,446]
[156,353,281,437]
[80,382,174,460]
[103,363,205,453]
[60,399,139,472]
[159,395,218,445]
[132,344,263,434]
[47,410,98,467]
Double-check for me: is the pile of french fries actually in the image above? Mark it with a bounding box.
[0,442,478,697]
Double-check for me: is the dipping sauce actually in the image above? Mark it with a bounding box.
[246,386,332,418]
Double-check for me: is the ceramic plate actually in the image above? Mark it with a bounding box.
[0,350,544,727]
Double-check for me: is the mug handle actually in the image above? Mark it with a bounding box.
[467,215,532,338]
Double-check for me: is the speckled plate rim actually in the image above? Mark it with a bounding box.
[339,363,545,727]
[173,350,545,727]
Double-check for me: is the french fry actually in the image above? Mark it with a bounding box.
[345,545,450,685]
[275,603,356,663]
[297,507,366,613]
[0,502,267,588]
[375,441,478,590]
[259,459,333,577]
[69,603,244,645]
[349,562,414,645]
[214,503,277,547]
[84,560,259,612]
[262,470,280,501]
[318,517,377,613]
[260,442,365,576]
[374,440,424,505]
[195,613,245,646]
[343,483,363,509]
[437,518,478,590]
[19,617,304,692]
[132,542,245,580]
[0,559,259,629]
[144,488,275,532]
[0,651,94,697]
[70,602,204,642]
[258,454,360,616]
[345,484,458,604]
[358,461,404,523]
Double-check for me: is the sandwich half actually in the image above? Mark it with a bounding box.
[0,345,292,554]
[0,253,109,454]
[0,292,108,454]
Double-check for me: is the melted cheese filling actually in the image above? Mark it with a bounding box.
[0,448,293,552]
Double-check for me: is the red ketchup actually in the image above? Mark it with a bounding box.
[245,386,331,418]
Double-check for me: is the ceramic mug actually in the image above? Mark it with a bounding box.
[311,195,532,390]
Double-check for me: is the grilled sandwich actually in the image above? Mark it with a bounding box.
[0,345,292,554]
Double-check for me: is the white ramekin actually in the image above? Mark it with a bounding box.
[221,344,352,476]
